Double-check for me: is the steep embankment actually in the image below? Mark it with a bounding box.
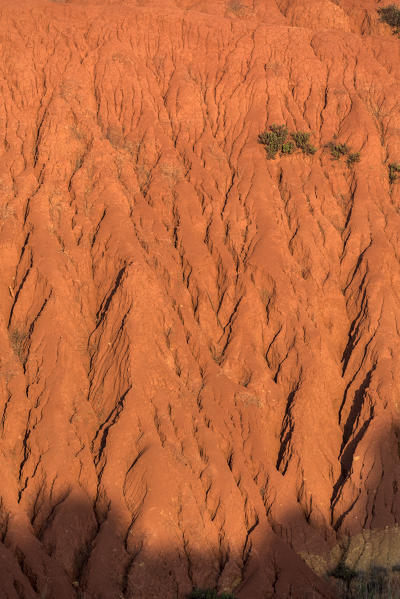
[0,0,400,597]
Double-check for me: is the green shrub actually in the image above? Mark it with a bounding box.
[291,131,310,148]
[347,152,360,165]
[291,131,317,154]
[378,5,400,35]
[257,131,279,159]
[328,561,357,584]
[327,142,360,166]
[258,125,317,159]
[304,143,317,155]
[389,162,400,183]
[269,124,289,143]
[258,124,289,158]
[189,590,237,599]
[281,140,295,154]
[329,147,340,160]
[328,142,350,160]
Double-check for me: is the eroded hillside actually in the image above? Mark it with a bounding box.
[0,0,400,597]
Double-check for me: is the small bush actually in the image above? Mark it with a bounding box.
[328,142,350,160]
[291,131,317,154]
[281,140,295,154]
[328,561,357,584]
[304,143,317,155]
[291,131,310,148]
[329,147,340,160]
[258,125,317,159]
[269,124,289,143]
[347,152,360,165]
[389,162,400,183]
[327,142,360,166]
[392,563,400,571]
[258,124,289,159]
[189,590,237,599]
[378,5,400,35]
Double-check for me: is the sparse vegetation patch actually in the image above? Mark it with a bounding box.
[389,162,400,183]
[378,5,400,36]
[327,142,360,167]
[258,124,317,159]
[346,152,360,165]
[258,124,289,159]
[329,560,357,585]
[328,562,400,598]
[291,131,317,155]
[281,140,295,154]
[9,328,26,364]
[328,142,350,160]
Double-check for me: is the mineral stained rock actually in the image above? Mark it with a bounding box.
[0,0,400,597]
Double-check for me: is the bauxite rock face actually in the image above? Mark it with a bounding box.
[0,0,400,597]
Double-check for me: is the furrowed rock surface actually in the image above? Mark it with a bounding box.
[0,0,400,597]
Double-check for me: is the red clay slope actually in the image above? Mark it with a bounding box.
[0,0,400,597]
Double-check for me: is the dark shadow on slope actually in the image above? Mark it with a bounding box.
[1,426,400,599]
[0,496,338,599]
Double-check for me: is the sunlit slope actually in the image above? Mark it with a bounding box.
[0,1,400,597]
